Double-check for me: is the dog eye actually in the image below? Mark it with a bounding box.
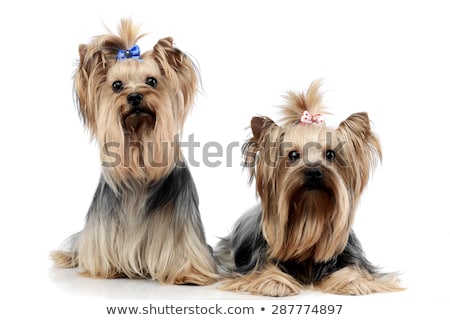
[288,151,301,161]
[112,80,124,92]
[146,77,158,88]
[325,150,336,161]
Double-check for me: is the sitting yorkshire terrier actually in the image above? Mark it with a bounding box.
[51,19,217,285]
[215,80,402,296]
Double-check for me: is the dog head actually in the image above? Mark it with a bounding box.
[243,80,382,263]
[74,19,198,186]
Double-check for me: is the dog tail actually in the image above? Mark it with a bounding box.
[51,233,80,268]
[50,250,78,268]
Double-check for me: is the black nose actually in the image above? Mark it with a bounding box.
[305,168,323,180]
[127,93,143,106]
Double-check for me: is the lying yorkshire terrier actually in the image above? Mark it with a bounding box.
[215,80,402,296]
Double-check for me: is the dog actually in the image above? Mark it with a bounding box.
[51,19,217,285]
[215,80,402,296]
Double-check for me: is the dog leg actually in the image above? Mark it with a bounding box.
[171,265,217,286]
[148,233,218,285]
[316,266,403,295]
[220,264,302,297]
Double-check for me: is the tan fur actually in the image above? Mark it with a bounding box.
[52,18,217,285]
[280,79,330,125]
[220,264,303,297]
[73,19,197,186]
[73,202,217,284]
[223,80,400,296]
[316,267,403,295]
[245,84,382,264]
[51,251,78,268]
[252,124,354,262]
[53,193,217,285]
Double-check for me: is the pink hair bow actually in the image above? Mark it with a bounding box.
[300,110,325,125]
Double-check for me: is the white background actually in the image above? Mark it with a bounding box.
[1,0,449,319]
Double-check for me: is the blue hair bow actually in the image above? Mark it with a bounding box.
[117,45,141,60]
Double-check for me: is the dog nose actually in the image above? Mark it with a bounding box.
[305,168,323,180]
[127,93,143,106]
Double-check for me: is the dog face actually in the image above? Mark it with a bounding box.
[74,20,198,186]
[105,59,161,136]
[243,81,381,263]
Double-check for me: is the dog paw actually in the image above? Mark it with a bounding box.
[317,266,404,295]
[220,265,302,297]
[157,265,217,286]
[172,270,218,286]
[248,276,302,297]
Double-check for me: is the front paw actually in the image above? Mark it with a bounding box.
[171,267,218,286]
[317,267,404,295]
[220,264,302,297]
[247,275,302,297]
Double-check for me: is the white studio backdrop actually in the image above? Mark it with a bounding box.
[0,0,449,319]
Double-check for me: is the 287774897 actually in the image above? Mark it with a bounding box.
[270,304,342,315]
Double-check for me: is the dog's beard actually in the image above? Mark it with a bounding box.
[122,105,156,136]
[96,97,181,189]
[262,167,354,263]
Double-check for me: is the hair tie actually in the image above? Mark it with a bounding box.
[117,45,141,60]
[299,110,325,125]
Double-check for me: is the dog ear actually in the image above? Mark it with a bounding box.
[337,112,381,158]
[152,37,198,113]
[152,37,179,74]
[242,116,280,184]
[338,112,371,138]
[74,44,90,126]
[337,112,382,195]
[78,44,87,64]
[74,42,113,132]
[250,116,277,140]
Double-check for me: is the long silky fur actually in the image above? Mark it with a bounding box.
[53,165,216,284]
[51,18,217,285]
[215,80,402,296]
